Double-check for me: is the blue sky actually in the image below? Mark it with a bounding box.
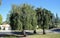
[0,0,60,22]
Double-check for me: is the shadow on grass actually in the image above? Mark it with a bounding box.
[0,32,35,37]
[0,34,24,37]
[11,32,34,35]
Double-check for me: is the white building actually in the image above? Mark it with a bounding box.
[0,24,11,30]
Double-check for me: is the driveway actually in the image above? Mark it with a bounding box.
[50,28,60,34]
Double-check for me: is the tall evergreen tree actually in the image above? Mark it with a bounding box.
[55,13,59,27]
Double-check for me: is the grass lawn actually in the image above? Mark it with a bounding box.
[27,34,60,38]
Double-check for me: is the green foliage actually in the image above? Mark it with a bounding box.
[9,4,59,33]
[0,14,2,25]
[36,8,54,29]
[9,4,37,30]
[36,8,54,34]
[55,14,59,27]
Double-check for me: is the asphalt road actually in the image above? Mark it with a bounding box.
[0,28,60,37]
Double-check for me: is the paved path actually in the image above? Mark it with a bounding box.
[0,28,60,37]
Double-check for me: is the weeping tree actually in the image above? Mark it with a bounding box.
[41,9,46,34]
[10,5,23,30]
[21,4,37,34]
[36,8,42,28]
[9,4,37,36]
[36,8,46,34]
[31,9,37,34]
[36,8,54,34]
[32,15,37,34]
[42,9,54,29]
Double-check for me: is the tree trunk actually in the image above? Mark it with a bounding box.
[43,26,46,34]
[33,30,36,34]
[22,30,26,37]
